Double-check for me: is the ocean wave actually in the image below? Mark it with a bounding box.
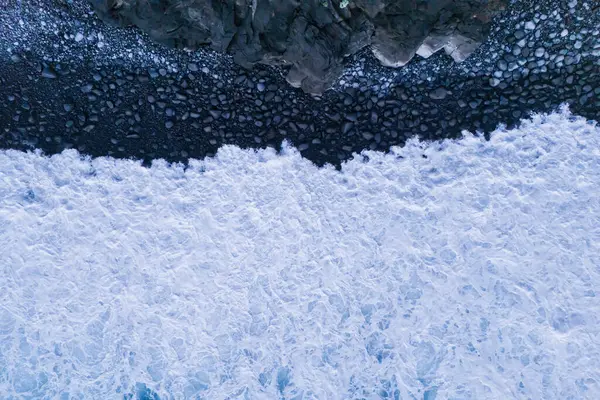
[0,108,598,399]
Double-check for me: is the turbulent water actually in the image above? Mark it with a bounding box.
[0,108,599,399]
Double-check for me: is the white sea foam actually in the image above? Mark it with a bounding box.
[0,108,599,399]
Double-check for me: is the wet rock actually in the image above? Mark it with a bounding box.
[88,0,506,94]
[429,88,448,100]
[535,47,546,57]
[514,29,525,40]
[444,34,482,63]
[342,121,354,134]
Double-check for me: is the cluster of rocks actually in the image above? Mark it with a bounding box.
[88,0,506,93]
[1,0,599,168]
[2,48,598,167]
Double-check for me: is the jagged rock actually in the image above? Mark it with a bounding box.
[87,0,506,94]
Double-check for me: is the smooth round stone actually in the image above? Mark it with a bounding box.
[489,78,501,87]
[429,87,448,100]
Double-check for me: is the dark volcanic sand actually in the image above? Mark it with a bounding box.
[1,0,599,167]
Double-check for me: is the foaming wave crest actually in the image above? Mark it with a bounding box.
[0,108,599,399]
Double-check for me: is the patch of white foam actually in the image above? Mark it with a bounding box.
[0,108,599,399]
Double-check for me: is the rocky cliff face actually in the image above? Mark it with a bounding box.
[88,0,506,93]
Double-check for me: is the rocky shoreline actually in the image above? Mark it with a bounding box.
[88,0,507,94]
[0,0,599,168]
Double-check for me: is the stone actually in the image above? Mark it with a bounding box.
[535,47,545,57]
[429,88,448,100]
[342,122,354,134]
[444,34,481,63]
[87,0,506,94]
[81,84,93,93]
[417,34,449,59]
[41,65,58,79]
